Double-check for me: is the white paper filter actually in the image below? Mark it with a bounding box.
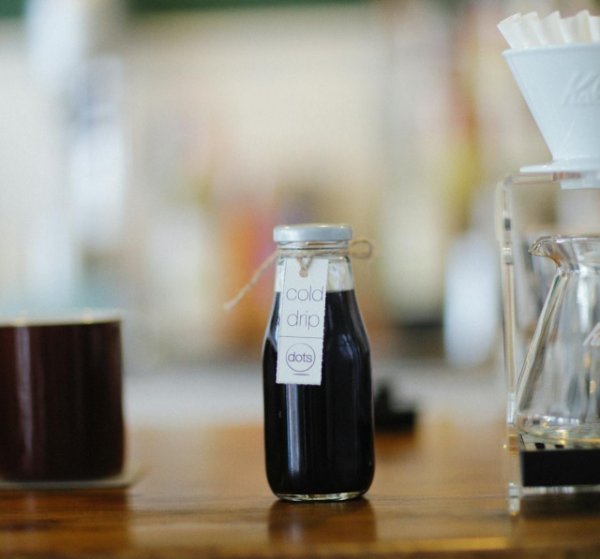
[498,10,600,49]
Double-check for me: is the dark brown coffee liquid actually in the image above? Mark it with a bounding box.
[263,290,374,497]
[0,320,124,481]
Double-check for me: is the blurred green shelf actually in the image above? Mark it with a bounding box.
[0,0,364,19]
[126,0,363,12]
[0,0,24,18]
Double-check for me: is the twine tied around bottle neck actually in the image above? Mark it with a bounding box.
[223,238,373,312]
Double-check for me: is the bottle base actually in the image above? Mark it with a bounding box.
[276,491,363,502]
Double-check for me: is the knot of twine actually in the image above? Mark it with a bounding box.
[223,239,373,312]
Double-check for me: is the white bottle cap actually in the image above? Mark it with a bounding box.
[273,224,353,243]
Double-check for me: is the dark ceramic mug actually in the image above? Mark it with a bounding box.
[0,312,125,481]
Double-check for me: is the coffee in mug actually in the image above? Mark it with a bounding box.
[0,312,125,481]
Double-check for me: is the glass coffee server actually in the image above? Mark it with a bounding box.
[499,168,600,512]
[499,170,600,434]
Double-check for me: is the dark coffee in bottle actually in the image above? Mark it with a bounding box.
[0,315,125,481]
[262,224,375,502]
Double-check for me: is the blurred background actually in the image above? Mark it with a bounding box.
[0,0,597,384]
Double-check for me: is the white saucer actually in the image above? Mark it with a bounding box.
[0,465,142,491]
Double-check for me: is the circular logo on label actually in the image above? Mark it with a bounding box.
[285,343,316,373]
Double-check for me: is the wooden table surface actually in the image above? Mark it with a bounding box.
[2,414,600,558]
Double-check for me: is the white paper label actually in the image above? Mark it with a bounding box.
[276,257,328,385]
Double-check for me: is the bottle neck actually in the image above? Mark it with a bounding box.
[274,241,354,293]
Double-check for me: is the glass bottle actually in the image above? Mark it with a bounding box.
[262,223,375,502]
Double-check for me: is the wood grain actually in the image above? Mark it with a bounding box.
[0,416,599,558]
